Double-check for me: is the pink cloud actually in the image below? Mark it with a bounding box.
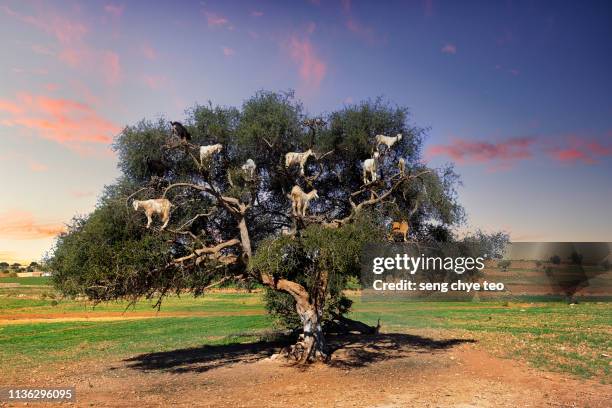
[251,10,264,17]
[104,3,124,18]
[142,74,168,90]
[341,1,381,45]
[0,210,66,240]
[0,93,120,154]
[3,5,122,85]
[44,83,60,92]
[141,44,158,60]
[548,136,612,165]
[441,43,457,54]
[509,68,520,76]
[102,51,121,85]
[427,137,536,169]
[287,36,327,89]
[203,10,229,28]
[222,47,235,57]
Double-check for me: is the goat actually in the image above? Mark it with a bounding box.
[170,121,191,141]
[285,149,314,176]
[199,144,223,165]
[241,159,257,179]
[398,157,405,177]
[289,185,319,217]
[362,151,380,184]
[389,220,409,242]
[132,198,172,230]
[375,133,402,151]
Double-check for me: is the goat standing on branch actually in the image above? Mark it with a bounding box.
[375,133,402,152]
[285,149,314,176]
[132,198,172,230]
[241,159,257,179]
[290,185,319,217]
[389,220,409,242]
[199,144,223,166]
[170,121,191,141]
[363,151,380,184]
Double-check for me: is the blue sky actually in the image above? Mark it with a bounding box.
[1,0,611,262]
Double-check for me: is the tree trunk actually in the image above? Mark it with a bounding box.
[291,297,328,363]
[260,274,329,363]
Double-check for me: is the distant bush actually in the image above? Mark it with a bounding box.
[497,260,511,271]
[8,272,17,277]
[345,276,361,290]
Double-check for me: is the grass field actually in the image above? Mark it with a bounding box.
[0,278,610,383]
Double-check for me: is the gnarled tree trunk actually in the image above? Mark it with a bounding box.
[260,271,329,363]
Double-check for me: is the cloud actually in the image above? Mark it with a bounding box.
[441,43,457,54]
[548,137,612,164]
[0,210,66,240]
[222,46,235,57]
[141,43,158,60]
[203,10,230,28]
[0,92,120,154]
[251,10,264,17]
[2,5,122,85]
[341,1,382,45]
[104,3,124,18]
[102,51,121,85]
[427,136,536,169]
[287,36,327,89]
[142,74,168,90]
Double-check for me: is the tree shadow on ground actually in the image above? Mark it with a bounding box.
[123,332,476,374]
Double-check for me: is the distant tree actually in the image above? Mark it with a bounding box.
[29,261,40,268]
[569,251,583,265]
[550,255,561,265]
[497,260,512,272]
[0,262,9,269]
[10,263,21,270]
[49,91,502,363]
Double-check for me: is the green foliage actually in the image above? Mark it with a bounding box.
[49,90,470,326]
[251,214,384,329]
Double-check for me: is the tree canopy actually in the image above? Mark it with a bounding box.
[49,90,478,362]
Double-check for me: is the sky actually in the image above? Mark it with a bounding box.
[1,0,611,263]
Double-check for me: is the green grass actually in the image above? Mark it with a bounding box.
[0,276,51,285]
[0,291,610,382]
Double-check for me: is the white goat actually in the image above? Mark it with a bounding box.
[199,144,223,165]
[241,159,257,179]
[363,151,380,184]
[375,133,403,151]
[290,185,319,217]
[285,149,314,176]
[398,157,406,176]
[132,198,172,230]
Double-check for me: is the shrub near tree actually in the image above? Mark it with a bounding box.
[49,91,502,362]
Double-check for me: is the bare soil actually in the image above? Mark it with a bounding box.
[2,330,609,408]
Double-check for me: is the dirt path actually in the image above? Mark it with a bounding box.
[0,310,265,325]
[2,330,609,407]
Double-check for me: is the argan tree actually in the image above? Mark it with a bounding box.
[49,91,466,362]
